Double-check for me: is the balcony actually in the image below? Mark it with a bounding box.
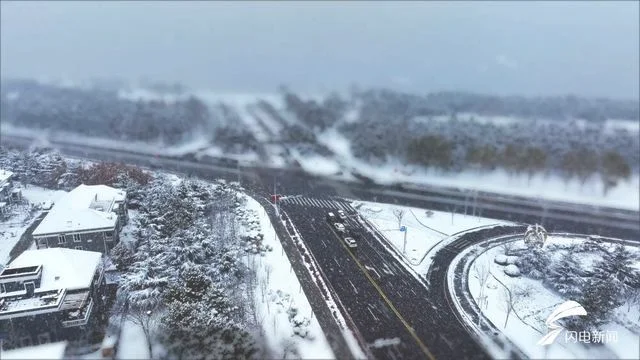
[62,298,93,328]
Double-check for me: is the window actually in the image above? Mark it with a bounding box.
[73,234,81,242]
[38,238,48,249]
[20,336,32,347]
[105,231,114,241]
[37,333,50,345]
[58,234,66,244]
[75,246,83,250]
[24,281,35,295]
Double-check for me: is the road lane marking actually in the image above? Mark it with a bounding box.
[367,306,379,321]
[348,280,359,295]
[326,224,437,360]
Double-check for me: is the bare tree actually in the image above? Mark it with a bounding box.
[125,303,160,357]
[473,260,491,311]
[500,284,522,329]
[501,242,515,256]
[392,208,406,229]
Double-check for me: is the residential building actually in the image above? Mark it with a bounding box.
[0,248,106,351]
[32,184,127,254]
[1,341,68,359]
[0,169,20,204]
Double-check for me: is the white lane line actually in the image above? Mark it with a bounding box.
[348,280,359,295]
[367,306,380,322]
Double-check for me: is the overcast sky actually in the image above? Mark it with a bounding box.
[1,1,638,98]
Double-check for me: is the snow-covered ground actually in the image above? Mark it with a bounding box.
[116,320,150,360]
[21,185,67,207]
[467,236,640,359]
[242,196,336,359]
[1,341,68,359]
[353,200,513,274]
[289,149,342,177]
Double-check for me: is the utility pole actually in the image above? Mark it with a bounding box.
[400,226,408,254]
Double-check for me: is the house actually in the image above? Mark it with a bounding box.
[1,341,68,359]
[0,170,20,204]
[0,248,106,351]
[32,184,127,254]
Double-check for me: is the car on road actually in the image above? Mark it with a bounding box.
[327,212,337,222]
[333,222,346,233]
[337,209,347,221]
[271,194,283,203]
[343,236,357,249]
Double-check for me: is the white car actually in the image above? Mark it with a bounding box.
[343,237,357,249]
[334,223,346,232]
[337,210,347,221]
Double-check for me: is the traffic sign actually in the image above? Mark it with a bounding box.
[400,226,407,232]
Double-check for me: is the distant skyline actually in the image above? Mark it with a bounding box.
[1,1,638,99]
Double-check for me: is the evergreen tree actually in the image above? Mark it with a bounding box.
[544,252,584,298]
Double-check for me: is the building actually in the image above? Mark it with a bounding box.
[0,170,14,203]
[0,248,106,351]
[0,169,21,208]
[1,341,68,359]
[32,184,127,254]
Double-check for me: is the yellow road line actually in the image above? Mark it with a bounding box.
[328,224,437,360]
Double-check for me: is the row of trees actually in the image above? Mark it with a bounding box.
[403,134,632,193]
[0,148,151,195]
[1,79,212,145]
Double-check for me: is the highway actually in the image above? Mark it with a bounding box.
[2,134,639,360]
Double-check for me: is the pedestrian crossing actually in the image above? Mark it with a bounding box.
[279,196,354,211]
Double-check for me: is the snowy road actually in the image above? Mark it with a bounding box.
[279,197,490,360]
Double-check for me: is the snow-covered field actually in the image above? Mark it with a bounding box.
[467,236,640,359]
[353,200,512,273]
[242,196,336,359]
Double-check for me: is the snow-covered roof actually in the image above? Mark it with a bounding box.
[1,341,68,359]
[8,248,102,291]
[0,169,13,183]
[33,184,126,236]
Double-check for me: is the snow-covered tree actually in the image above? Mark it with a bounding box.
[516,247,550,279]
[544,252,584,298]
[161,284,258,360]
